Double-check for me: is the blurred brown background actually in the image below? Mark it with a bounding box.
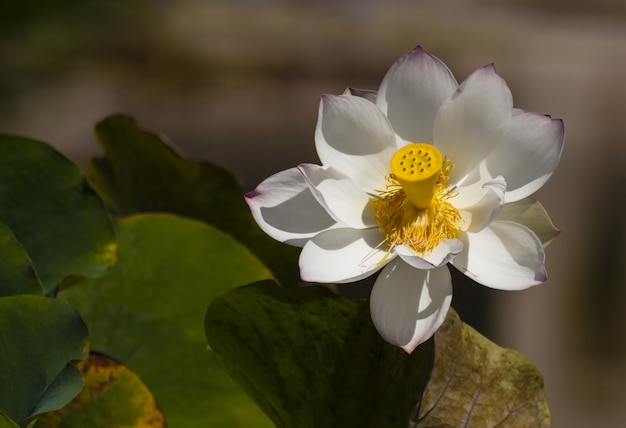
[1,0,625,426]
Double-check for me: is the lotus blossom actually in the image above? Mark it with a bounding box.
[245,46,564,353]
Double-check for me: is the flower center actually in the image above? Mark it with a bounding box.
[369,143,461,255]
[390,143,443,209]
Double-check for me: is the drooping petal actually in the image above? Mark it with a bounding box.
[376,46,458,145]
[451,221,547,290]
[245,167,338,247]
[315,95,396,193]
[485,109,564,202]
[497,198,560,246]
[396,238,463,269]
[434,64,513,184]
[298,163,376,229]
[299,227,390,283]
[370,259,452,354]
[457,176,506,232]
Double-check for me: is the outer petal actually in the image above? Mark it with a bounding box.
[344,87,377,103]
[434,64,513,184]
[457,176,506,232]
[370,259,452,354]
[299,227,391,283]
[245,168,338,247]
[485,110,564,202]
[451,221,547,290]
[297,163,376,229]
[376,46,458,145]
[497,198,560,246]
[396,238,463,269]
[315,95,396,192]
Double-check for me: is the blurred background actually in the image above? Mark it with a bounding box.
[1,0,625,426]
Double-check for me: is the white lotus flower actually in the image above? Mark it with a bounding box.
[245,46,564,353]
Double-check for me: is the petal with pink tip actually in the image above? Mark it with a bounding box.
[434,65,513,184]
[376,46,458,145]
[245,167,338,247]
[485,110,564,202]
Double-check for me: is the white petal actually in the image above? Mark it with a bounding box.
[370,259,452,354]
[458,176,506,232]
[344,87,377,103]
[451,221,547,290]
[315,95,396,192]
[485,110,564,202]
[396,239,463,269]
[453,174,506,208]
[497,198,560,247]
[299,228,391,283]
[245,168,338,246]
[434,65,513,184]
[298,163,376,229]
[376,46,458,145]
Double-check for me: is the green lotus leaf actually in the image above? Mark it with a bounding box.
[59,213,274,427]
[205,280,551,427]
[0,296,89,425]
[0,135,116,294]
[86,114,299,284]
[205,280,433,428]
[36,352,166,427]
[0,221,42,297]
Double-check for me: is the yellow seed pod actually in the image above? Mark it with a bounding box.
[390,143,443,209]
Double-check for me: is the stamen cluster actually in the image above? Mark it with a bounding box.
[369,158,461,255]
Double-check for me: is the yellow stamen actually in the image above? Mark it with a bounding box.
[369,143,461,257]
[390,143,442,209]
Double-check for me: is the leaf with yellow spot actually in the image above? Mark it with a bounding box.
[0,296,88,426]
[59,214,274,427]
[86,114,299,285]
[36,352,166,428]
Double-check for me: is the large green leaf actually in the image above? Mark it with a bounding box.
[205,280,551,428]
[0,135,116,294]
[86,115,300,284]
[415,309,551,427]
[0,221,42,297]
[59,213,274,427]
[36,352,166,427]
[0,296,89,425]
[205,280,434,428]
